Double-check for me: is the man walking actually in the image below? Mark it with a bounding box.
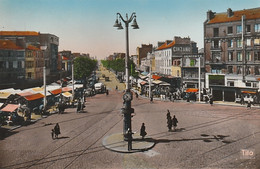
[172,115,178,131]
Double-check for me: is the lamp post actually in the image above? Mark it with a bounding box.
[72,59,75,103]
[40,46,47,113]
[113,12,139,141]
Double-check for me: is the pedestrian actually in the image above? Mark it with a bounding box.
[166,109,171,121]
[150,95,153,103]
[77,100,81,113]
[247,100,251,109]
[135,92,138,99]
[51,129,55,139]
[54,123,60,138]
[172,115,178,131]
[126,128,133,151]
[209,96,213,106]
[115,85,118,91]
[140,123,147,139]
[167,115,172,131]
[106,89,109,95]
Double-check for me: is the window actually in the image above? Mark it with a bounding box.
[228,39,233,47]
[8,61,13,68]
[254,51,260,61]
[246,39,251,46]
[27,72,32,79]
[190,59,195,66]
[228,52,233,61]
[214,28,219,37]
[237,66,242,74]
[228,26,233,34]
[255,66,260,75]
[228,66,233,73]
[246,82,251,87]
[254,38,260,45]
[255,24,260,32]
[237,39,242,47]
[246,25,251,33]
[212,52,221,62]
[237,25,242,34]
[228,81,234,86]
[18,61,22,68]
[212,40,220,48]
[13,61,18,68]
[237,52,242,61]
[0,61,5,69]
[246,66,251,75]
[246,51,252,61]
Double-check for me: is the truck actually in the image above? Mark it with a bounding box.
[94,83,105,94]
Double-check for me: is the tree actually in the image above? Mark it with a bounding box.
[74,57,97,80]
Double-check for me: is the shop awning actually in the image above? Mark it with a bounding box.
[24,93,44,101]
[50,88,62,95]
[1,104,19,112]
[62,92,72,97]
[186,88,199,93]
[242,91,256,94]
[0,92,11,99]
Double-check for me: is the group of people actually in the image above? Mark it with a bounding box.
[167,109,178,131]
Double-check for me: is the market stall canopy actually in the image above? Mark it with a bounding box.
[62,92,72,97]
[141,72,149,76]
[186,88,199,93]
[17,91,35,97]
[0,92,12,99]
[24,93,44,101]
[152,74,162,80]
[1,104,19,112]
[50,88,62,95]
[159,81,170,86]
[140,81,148,85]
[62,87,72,92]
[152,80,162,85]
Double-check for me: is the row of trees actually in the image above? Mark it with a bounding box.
[101,58,138,78]
[74,56,97,80]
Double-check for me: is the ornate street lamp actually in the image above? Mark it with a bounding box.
[113,12,139,141]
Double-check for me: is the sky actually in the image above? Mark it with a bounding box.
[0,0,259,59]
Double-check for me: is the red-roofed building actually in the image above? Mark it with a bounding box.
[204,7,260,102]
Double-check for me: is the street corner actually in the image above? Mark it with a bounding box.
[102,133,155,153]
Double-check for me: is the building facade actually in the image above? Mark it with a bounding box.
[204,8,260,101]
[136,44,153,67]
[154,36,198,76]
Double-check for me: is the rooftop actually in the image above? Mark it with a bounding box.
[208,7,260,24]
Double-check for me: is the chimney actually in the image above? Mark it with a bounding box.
[227,8,233,17]
[207,10,215,21]
[158,41,165,47]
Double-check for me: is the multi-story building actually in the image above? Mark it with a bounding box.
[136,44,153,67]
[154,36,198,76]
[0,31,59,77]
[204,8,260,101]
[0,40,25,87]
[182,53,205,89]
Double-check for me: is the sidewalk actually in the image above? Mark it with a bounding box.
[102,133,155,153]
